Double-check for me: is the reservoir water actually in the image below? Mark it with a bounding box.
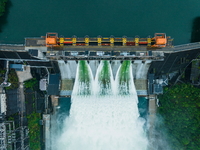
[0,0,200,44]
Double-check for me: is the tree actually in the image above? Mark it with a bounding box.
[0,0,7,17]
[158,84,200,150]
[24,78,38,90]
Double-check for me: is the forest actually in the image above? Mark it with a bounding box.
[158,83,200,150]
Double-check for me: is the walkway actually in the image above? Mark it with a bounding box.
[0,44,25,51]
[164,42,200,52]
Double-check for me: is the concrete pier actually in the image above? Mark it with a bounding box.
[148,95,157,150]
[43,114,51,150]
[51,95,59,114]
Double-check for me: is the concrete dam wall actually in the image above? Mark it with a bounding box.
[58,60,151,96]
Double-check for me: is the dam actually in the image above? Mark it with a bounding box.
[0,33,200,150]
[52,60,148,150]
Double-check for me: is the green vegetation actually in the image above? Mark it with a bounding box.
[8,116,14,121]
[158,83,200,150]
[0,0,7,17]
[6,69,19,89]
[0,69,6,83]
[0,69,6,74]
[27,112,41,150]
[25,78,42,149]
[24,78,38,90]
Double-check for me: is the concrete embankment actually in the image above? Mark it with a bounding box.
[148,95,157,150]
[43,114,51,150]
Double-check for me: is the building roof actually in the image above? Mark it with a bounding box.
[10,64,24,71]
[39,79,47,91]
[46,38,57,45]
[0,94,6,114]
[153,84,163,94]
[47,74,60,95]
[28,49,38,56]
[6,89,19,116]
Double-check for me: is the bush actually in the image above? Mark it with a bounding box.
[6,69,19,90]
[27,112,41,150]
[24,78,38,90]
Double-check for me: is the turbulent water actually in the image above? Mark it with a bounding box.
[54,60,148,150]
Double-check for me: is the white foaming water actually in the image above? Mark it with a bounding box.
[55,61,148,150]
[72,61,94,96]
[136,63,144,79]
[58,60,73,79]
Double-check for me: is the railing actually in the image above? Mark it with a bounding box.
[1,41,200,53]
[0,44,24,46]
[173,42,200,52]
[0,44,25,51]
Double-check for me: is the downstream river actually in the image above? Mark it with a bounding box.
[0,0,200,45]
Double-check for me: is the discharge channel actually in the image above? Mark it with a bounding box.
[54,60,148,150]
